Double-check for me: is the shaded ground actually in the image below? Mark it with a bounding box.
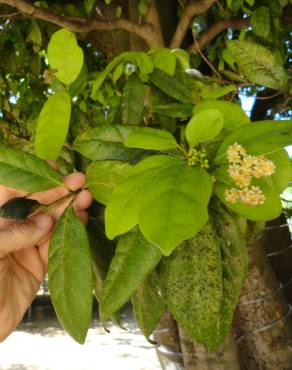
[0,308,161,370]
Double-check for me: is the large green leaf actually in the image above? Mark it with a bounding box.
[227,41,288,90]
[215,120,292,163]
[193,100,250,130]
[158,222,223,350]
[215,179,282,221]
[35,91,71,160]
[122,74,147,125]
[124,127,178,151]
[210,200,248,347]
[105,155,213,255]
[265,149,292,193]
[150,69,193,103]
[99,229,162,321]
[251,6,270,38]
[132,271,165,338]
[48,205,93,344]
[0,146,63,192]
[150,48,177,75]
[86,160,131,205]
[186,109,223,147]
[47,28,84,86]
[73,125,141,161]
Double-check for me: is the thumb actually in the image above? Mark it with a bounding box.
[0,214,53,258]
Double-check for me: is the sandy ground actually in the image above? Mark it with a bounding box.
[0,311,161,370]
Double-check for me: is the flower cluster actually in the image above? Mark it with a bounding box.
[188,148,209,169]
[224,143,276,206]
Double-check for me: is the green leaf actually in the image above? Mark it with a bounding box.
[0,146,63,192]
[186,109,223,147]
[28,20,42,46]
[124,127,178,151]
[150,48,177,75]
[227,41,288,90]
[201,85,236,100]
[122,74,147,125]
[0,197,40,220]
[150,69,193,103]
[35,91,71,160]
[48,205,93,343]
[73,125,141,161]
[99,229,162,321]
[105,155,213,255]
[265,149,292,193]
[210,199,248,347]
[251,6,270,38]
[193,100,250,131]
[48,28,84,86]
[92,52,153,96]
[158,222,223,350]
[85,0,97,15]
[132,271,165,338]
[172,49,190,70]
[215,179,282,221]
[215,120,292,162]
[86,160,131,205]
[151,103,194,118]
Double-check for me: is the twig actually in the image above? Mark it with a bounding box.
[170,0,218,48]
[255,91,282,100]
[188,17,250,52]
[193,38,222,80]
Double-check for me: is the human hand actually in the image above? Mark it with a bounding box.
[0,172,92,342]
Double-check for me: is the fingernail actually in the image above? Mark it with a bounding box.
[35,214,53,229]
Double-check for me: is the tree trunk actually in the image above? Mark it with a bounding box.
[153,311,185,370]
[178,328,240,370]
[234,239,292,370]
[262,214,292,304]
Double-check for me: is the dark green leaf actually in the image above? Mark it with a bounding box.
[122,74,147,125]
[132,271,165,338]
[99,229,162,321]
[151,103,194,118]
[193,100,250,131]
[251,7,270,38]
[86,160,131,205]
[150,69,193,103]
[227,41,288,90]
[48,205,93,344]
[0,146,63,192]
[48,28,84,86]
[0,197,40,220]
[105,155,213,255]
[124,127,178,151]
[35,91,71,160]
[158,222,223,350]
[73,125,141,161]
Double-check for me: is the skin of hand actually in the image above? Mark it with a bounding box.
[0,172,93,342]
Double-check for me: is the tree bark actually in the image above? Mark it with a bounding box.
[153,311,185,370]
[262,214,292,304]
[178,328,240,370]
[234,239,292,370]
